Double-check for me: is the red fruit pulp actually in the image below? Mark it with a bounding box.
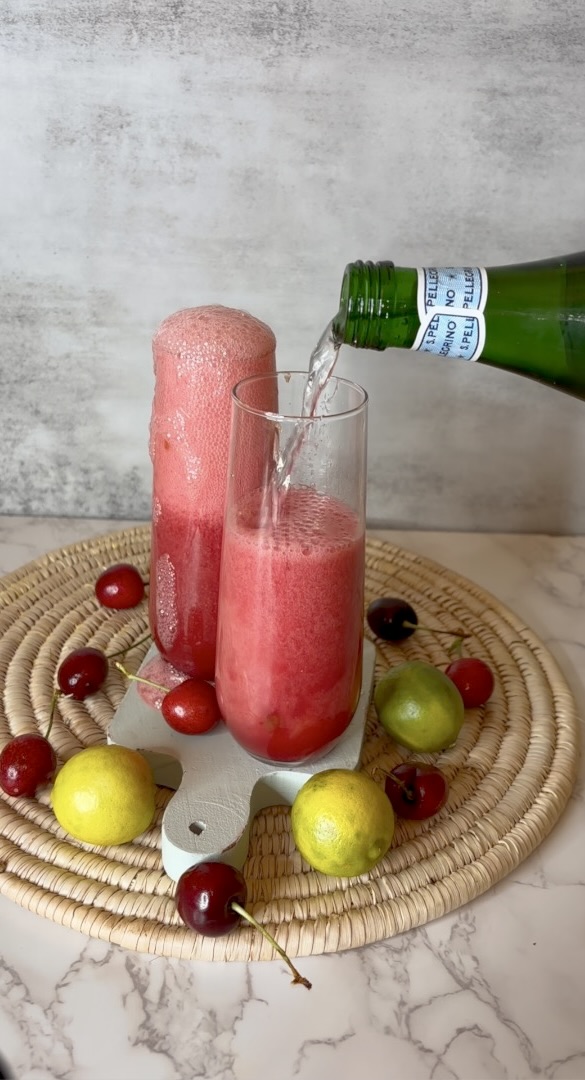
[150,510,222,681]
[216,488,364,763]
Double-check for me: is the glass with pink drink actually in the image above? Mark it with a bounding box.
[215,372,368,765]
[149,306,276,680]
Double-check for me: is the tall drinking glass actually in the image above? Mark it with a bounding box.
[215,372,368,765]
[149,307,275,681]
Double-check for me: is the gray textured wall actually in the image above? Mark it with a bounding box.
[2,0,585,532]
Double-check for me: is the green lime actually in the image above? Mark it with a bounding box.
[51,745,156,846]
[291,768,395,878]
[374,660,465,752]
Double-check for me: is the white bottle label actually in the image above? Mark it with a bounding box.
[412,266,488,361]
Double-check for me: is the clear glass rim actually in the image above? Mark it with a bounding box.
[232,370,368,423]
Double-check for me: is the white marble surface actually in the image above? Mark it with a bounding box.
[0,516,584,1080]
[2,1,585,532]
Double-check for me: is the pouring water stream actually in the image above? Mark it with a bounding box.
[273,320,341,493]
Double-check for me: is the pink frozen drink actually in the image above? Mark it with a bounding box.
[216,486,365,763]
[149,306,276,679]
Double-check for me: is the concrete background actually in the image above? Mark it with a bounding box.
[1,0,585,532]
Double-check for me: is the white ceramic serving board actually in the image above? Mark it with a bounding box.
[108,640,376,881]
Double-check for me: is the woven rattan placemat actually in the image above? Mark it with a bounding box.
[0,526,579,961]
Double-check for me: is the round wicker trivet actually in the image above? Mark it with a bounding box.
[0,526,579,961]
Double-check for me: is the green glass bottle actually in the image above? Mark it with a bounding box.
[331,252,585,397]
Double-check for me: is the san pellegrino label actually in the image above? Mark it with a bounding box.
[412,266,488,361]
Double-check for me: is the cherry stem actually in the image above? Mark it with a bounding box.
[47,689,61,738]
[230,901,312,990]
[107,633,152,660]
[446,635,465,657]
[114,661,170,696]
[404,620,469,641]
[390,774,417,802]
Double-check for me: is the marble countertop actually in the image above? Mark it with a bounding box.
[0,516,583,1080]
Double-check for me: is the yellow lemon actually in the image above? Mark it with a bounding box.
[374,660,464,753]
[291,768,395,877]
[51,745,156,846]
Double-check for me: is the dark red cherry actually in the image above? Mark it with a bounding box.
[368,596,469,648]
[175,861,312,987]
[176,862,246,937]
[57,647,108,700]
[95,563,145,610]
[445,657,494,708]
[0,734,57,797]
[367,597,418,641]
[384,762,448,820]
[161,680,221,735]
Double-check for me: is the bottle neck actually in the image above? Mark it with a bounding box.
[331,254,585,398]
[332,261,419,350]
